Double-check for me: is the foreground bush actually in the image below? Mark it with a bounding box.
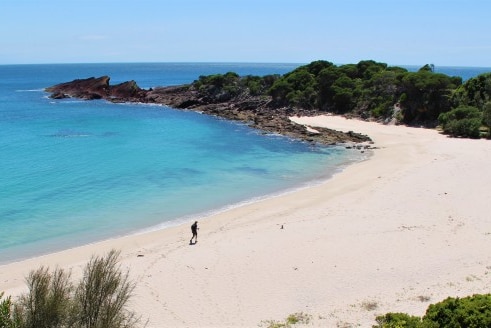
[0,292,19,327]
[374,294,491,328]
[2,249,139,328]
[424,294,491,328]
[15,267,72,328]
[72,250,138,328]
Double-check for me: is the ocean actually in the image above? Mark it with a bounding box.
[0,63,489,264]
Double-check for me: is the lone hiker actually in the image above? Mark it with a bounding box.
[190,221,199,244]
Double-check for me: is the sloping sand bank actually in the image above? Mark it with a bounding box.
[2,115,491,327]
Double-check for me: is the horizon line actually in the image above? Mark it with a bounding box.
[1,61,491,69]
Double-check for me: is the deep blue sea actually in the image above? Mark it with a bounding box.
[1,63,489,264]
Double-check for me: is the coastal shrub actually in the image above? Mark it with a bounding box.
[371,100,393,118]
[374,294,491,328]
[5,249,139,328]
[260,312,312,327]
[445,118,482,138]
[72,249,138,328]
[373,312,424,328]
[482,102,491,138]
[196,72,239,88]
[243,75,263,95]
[0,292,19,328]
[285,312,311,325]
[15,266,73,328]
[438,105,482,124]
[194,72,241,100]
[242,74,280,96]
[438,106,482,138]
[422,294,491,328]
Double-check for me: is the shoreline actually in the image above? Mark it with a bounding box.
[0,140,369,266]
[2,115,491,327]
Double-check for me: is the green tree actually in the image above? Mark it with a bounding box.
[418,64,434,73]
[269,68,317,109]
[357,60,388,79]
[400,68,461,125]
[451,73,491,110]
[300,60,334,76]
[331,75,357,113]
[317,65,342,111]
[338,63,358,79]
[362,70,404,118]
[269,78,293,106]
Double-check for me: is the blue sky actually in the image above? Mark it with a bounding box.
[2,0,490,67]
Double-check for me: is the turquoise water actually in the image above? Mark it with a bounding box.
[1,63,489,264]
[0,63,363,263]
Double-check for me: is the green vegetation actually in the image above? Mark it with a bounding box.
[194,71,279,101]
[449,73,491,138]
[267,60,462,124]
[483,102,491,138]
[451,73,491,110]
[438,106,482,138]
[190,60,491,138]
[374,312,423,328]
[374,294,491,328]
[261,295,491,328]
[15,267,73,328]
[0,250,140,328]
[260,312,312,328]
[0,292,19,328]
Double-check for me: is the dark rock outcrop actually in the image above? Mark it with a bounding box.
[46,76,110,100]
[45,76,147,102]
[46,76,372,145]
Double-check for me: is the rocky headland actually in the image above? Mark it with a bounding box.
[45,76,372,145]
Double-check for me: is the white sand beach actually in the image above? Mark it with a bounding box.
[2,115,491,327]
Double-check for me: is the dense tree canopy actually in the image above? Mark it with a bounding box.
[189,60,491,138]
[451,73,491,110]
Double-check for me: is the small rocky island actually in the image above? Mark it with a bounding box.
[45,75,371,145]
